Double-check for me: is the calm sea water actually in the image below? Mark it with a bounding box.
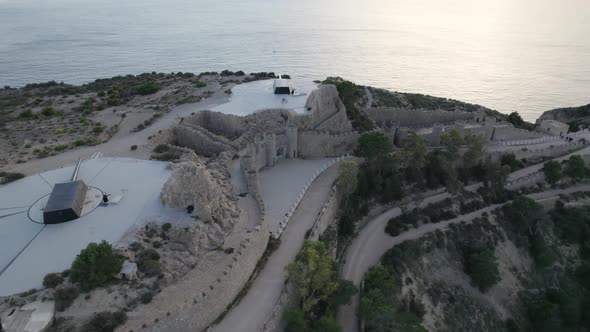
[0,0,589,121]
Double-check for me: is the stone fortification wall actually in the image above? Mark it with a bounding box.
[308,185,339,241]
[184,110,246,139]
[173,125,236,157]
[367,107,473,128]
[538,119,569,137]
[492,124,545,141]
[297,131,358,158]
[261,281,298,332]
[246,136,272,171]
[496,136,564,146]
[487,141,587,162]
[411,122,493,146]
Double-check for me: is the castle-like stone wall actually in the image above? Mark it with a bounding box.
[538,119,569,137]
[173,125,236,156]
[184,110,246,139]
[367,107,474,128]
[297,131,359,158]
[487,141,587,162]
[307,185,339,241]
[492,124,545,141]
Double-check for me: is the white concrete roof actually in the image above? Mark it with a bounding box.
[212,79,318,115]
[0,157,180,295]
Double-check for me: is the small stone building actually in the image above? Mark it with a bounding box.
[538,119,569,137]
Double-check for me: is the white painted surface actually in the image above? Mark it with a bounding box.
[211,79,318,115]
[0,158,179,295]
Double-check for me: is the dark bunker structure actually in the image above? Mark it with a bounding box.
[43,160,89,224]
[273,78,292,94]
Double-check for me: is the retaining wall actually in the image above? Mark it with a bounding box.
[261,165,345,332]
[492,125,545,141]
[487,141,587,162]
[184,110,246,139]
[307,185,339,241]
[173,125,236,156]
[297,131,358,158]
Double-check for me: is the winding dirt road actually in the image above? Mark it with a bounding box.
[338,176,590,331]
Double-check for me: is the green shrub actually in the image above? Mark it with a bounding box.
[19,108,34,118]
[463,245,500,291]
[69,241,123,291]
[41,107,56,116]
[161,223,172,232]
[0,172,25,184]
[80,311,127,332]
[43,273,64,288]
[55,285,79,311]
[153,144,170,153]
[54,144,67,151]
[139,291,153,304]
[92,126,104,134]
[137,259,160,277]
[544,160,563,185]
[193,81,207,88]
[73,139,86,146]
[135,81,160,95]
[136,249,161,277]
[284,307,307,332]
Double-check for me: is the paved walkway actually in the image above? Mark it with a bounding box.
[209,164,339,332]
[337,182,590,332]
[258,158,331,234]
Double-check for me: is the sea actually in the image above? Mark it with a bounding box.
[0,0,589,121]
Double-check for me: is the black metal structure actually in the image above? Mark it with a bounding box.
[43,159,88,224]
[43,180,88,224]
[273,79,291,94]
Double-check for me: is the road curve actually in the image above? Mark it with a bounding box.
[337,181,590,332]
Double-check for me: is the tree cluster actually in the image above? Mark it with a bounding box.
[543,155,588,185]
[284,241,357,332]
[69,240,123,291]
[339,130,510,240]
[360,266,426,332]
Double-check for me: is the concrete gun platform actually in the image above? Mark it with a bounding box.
[0,157,180,296]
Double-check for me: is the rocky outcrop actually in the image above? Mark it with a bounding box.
[160,151,238,230]
[536,103,590,124]
[298,84,353,133]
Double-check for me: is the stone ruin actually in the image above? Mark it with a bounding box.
[155,84,359,171]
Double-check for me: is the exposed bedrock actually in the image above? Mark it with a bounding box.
[297,84,353,133]
[160,151,238,230]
